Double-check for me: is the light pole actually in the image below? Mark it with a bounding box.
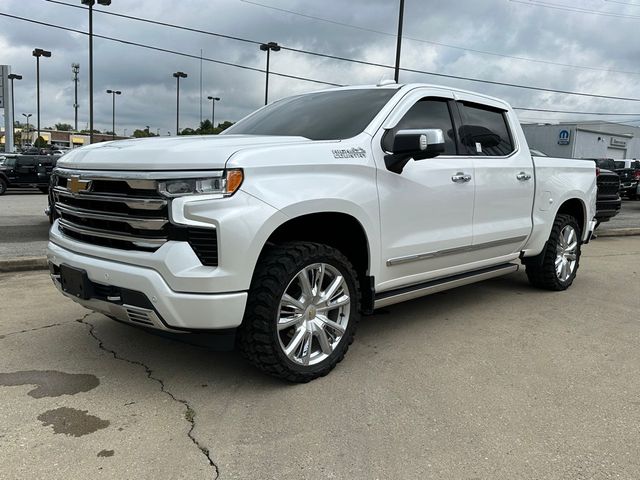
[72,63,80,131]
[259,42,280,105]
[22,113,32,147]
[207,96,220,129]
[172,71,187,135]
[81,0,112,144]
[32,49,51,142]
[106,89,121,137]
[394,0,405,83]
[7,74,22,140]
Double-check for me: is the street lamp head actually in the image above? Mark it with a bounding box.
[22,113,32,118]
[115,90,121,95]
[32,48,52,58]
[81,0,112,5]
[173,71,188,79]
[207,96,221,101]
[8,74,22,80]
[106,89,113,93]
[260,42,280,52]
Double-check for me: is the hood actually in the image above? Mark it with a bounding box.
[56,134,310,171]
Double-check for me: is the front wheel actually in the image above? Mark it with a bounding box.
[237,242,360,382]
[525,214,582,291]
[0,178,7,195]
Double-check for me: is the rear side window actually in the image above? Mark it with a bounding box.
[18,158,36,167]
[614,161,625,169]
[382,98,457,154]
[458,102,514,156]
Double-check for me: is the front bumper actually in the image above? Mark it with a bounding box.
[48,241,247,331]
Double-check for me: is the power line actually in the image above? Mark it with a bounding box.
[39,1,640,99]
[45,0,262,45]
[513,107,640,116]
[0,12,342,87]
[604,0,640,6]
[240,0,640,76]
[510,0,640,19]
[5,9,640,106]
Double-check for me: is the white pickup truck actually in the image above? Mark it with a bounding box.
[48,83,597,382]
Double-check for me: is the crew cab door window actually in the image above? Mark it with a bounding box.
[458,102,514,156]
[382,98,458,154]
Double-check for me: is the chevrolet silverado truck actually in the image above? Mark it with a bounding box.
[47,83,597,382]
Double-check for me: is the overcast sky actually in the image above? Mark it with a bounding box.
[1,0,640,136]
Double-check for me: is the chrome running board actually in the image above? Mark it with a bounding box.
[374,263,519,309]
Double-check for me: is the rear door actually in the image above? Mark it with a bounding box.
[455,97,535,259]
[15,157,38,184]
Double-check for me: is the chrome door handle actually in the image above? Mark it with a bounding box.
[517,172,532,181]
[451,172,472,183]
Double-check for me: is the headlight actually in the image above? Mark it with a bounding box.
[158,169,243,198]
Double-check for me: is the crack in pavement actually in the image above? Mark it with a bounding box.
[0,320,75,340]
[77,314,219,479]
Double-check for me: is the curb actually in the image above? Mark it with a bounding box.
[0,256,48,273]
[597,227,640,238]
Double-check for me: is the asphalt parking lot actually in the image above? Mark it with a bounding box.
[1,236,638,479]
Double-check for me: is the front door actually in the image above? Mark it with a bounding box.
[373,91,475,292]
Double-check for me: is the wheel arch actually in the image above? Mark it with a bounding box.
[556,197,586,235]
[256,210,375,313]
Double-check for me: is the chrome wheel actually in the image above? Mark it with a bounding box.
[277,263,351,366]
[555,225,578,282]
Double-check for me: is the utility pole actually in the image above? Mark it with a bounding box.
[394,0,405,83]
[106,89,121,138]
[172,71,187,135]
[207,96,220,130]
[8,73,22,147]
[72,63,80,131]
[32,48,52,142]
[82,0,112,144]
[259,42,280,105]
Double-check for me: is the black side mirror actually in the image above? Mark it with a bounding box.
[384,128,445,174]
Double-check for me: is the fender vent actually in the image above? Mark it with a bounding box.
[187,227,219,267]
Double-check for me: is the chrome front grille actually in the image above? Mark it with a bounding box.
[52,168,171,251]
[52,168,220,264]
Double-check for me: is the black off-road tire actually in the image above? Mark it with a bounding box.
[0,178,7,195]
[237,242,361,383]
[525,214,582,291]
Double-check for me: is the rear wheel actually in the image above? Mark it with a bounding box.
[237,242,360,382]
[525,214,582,291]
[0,178,7,195]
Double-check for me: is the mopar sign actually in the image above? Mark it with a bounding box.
[558,129,571,145]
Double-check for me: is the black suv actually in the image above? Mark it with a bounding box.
[0,154,59,195]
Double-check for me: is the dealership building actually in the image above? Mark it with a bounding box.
[521,121,640,160]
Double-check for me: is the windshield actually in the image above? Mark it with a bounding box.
[223,89,397,140]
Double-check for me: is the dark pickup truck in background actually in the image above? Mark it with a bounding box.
[0,154,59,195]
[614,159,640,200]
[582,158,622,227]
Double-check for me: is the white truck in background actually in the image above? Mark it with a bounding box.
[47,83,597,382]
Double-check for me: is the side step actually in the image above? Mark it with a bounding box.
[374,263,519,309]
